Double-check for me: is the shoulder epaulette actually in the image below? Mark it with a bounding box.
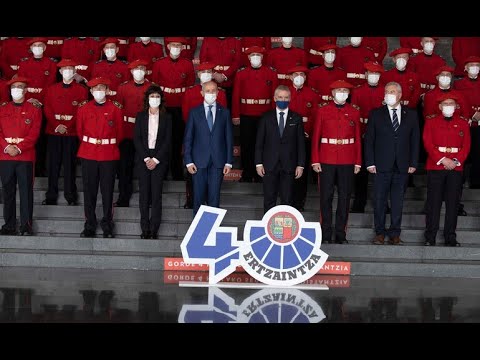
[460,116,467,121]
[20,57,29,62]
[351,104,360,110]
[425,114,436,119]
[31,101,42,108]
[269,66,277,71]
[237,66,246,72]
[78,100,88,107]
[318,102,328,108]
[50,57,58,63]
[112,100,123,109]
[0,101,8,107]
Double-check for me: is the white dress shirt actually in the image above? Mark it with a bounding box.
[388,104,402,125]
[144,111,160,165]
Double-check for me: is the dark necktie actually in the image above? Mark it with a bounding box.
[392,108,399,132]
[279,111,285,136]
[207,105,214,131]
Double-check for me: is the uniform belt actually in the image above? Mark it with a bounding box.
[82,136,117,145]
[438,147,459,153]
[183,44,191,50]
[400,100,410,106]
[420,83,435,90]
[10,65,19,71]
[75,65,88,71]
[118,39,128,45]
[302,117,308,123]
[277,74,289,80]
[472,106,480,111]
[346,73,366,79]
[321,138,355,145]
[240,98,271,105]
[4,137,24,144]
[321,95,333,101]
[47,40,63,45]
[309,49,323,56]
[160,86,186,94]
[214,65,230,71]
[123,116,136,123]
[27,87,43,93]
[55,114,73,121]
[360,118,368,124]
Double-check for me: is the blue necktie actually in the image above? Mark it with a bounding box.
[207,105,214,131]
[391,108,399,132]
[279,111,285,137]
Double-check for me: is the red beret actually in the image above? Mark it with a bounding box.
[27,37,47,46]
[389,48,413,57]
[330,80,353,89]
[435,65,455,76]
[464,56,480,66]
[319,44,337,52]
[57,58,78,68]
[164,37,187,45]
[287,66,309,74]
[6,77,29,86]
[128,59,148,69]
[436,92,459,103]
[100,37,119,46]
[364,61,384,73]
[244,46,265,55]
[86,77,111,87]
[196,62,216,71]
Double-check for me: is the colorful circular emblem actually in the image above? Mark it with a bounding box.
[267,211,299,244]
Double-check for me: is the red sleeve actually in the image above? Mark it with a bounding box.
[189,37,198,55]
[43,86,55,123]
[231,71,241,118]
[458,121,471,165]
[264,37,272,50]
[377,38,388,62]
[223,40,242,80]
[76,105,84,140]
[303,37,311,51]
[422,92,435,117]
[311,109,323,164]
[199,39,208,63]
[186,61,196,86]
[218,89,227,108]
[16,106,41,152]
[181,91,190,122]
[354,111,362,166]
[115,105,124,144]
[423,118,444,163]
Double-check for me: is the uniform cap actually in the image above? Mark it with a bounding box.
[164,37,187,45]
[464,56,480,66]
[364,61,384,73]
[7,77,29,86]
[389,48,413,57]
[434,65,455,76]
[436,92,459,103]
[196,62,216,71]
[287,66,309,74]
[244,46,265,55]
[100,37,119,46]
[57,58,79,68]
[86,77,111,87]
[128,59,149,69]
[27,37,47,46]
[330,80,354,89]
[318,44,338,52]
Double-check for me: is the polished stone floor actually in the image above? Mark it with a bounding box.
[0,267,479,323]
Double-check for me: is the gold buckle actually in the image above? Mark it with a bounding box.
[336,139,343,145]
[96,139,101,144]
[446,147,452,153]
[11,138,18,144]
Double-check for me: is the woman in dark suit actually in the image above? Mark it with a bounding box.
[134,85,172,239]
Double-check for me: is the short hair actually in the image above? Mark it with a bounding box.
[385,81,402,93]
[201,80,218,92]
[142,84,166,113]
[274,85,291,97]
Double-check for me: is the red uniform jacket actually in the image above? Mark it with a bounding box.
[61,37,101,80]
[44,81,89,136]
[452,37,480,77]
[308,66,347,103]
[266,46,307,86]
[363,37,388,62]
[45,37,65,59]
[232,65,278,118]
[164,37,198,60]
[454,76,480,125]
[409,53,446,93]
[0,100,42,162]
[0,37,31,79]
[303,37,337,66]
[351,83,385,135]
[127,40,164,78]
[423,113,470,171]
[17,56,58,103]
[116,80,151,139]
[240,37,272,67]
[288,84,320,137]
[423,87,469,119]
[151,57,195,108]
[311,102,361,166]
[76,100,124,161]
[91,59,130,101]
[382,68,421,109]
[182,84,227,122]
[336,45,375,87]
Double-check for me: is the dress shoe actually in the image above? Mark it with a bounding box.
[80,229,96,238]
[335,238,348,244]
[140,231,151,239]
[389,236,403,245]
[113,201,129,207]
[372,234,385,245]
[183,200,193,209]
[41,199,57,205]
[424,240,436,246]
[445,240,461,247]
[385,206,391,214]
[19,225,33,236]
[0,227,17,235]
[238,177,252,183]
[151,234,159,240]
[350,207,365,213]
[67,200,78,206]
[457,208,467,216]
[103,231,115,238]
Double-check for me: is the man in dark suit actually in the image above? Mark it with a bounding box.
[365,81,420,245]
[183,80,233,216]
[255,85,306,213]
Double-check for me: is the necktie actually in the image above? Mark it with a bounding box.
[392,108,399,132]
[207,105,214,131]
[279,111,285,137]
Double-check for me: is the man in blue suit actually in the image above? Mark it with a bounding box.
[183,80,233,216]
[365,81,420,245]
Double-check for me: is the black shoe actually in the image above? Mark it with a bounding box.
[253,177,263,183]
[238,177,252,183]
[19,225,33,236]
[103,231,115,238]
[80,229,96,238]
[386,206,391,214]
[350,207,365,213]
[140,231,150,239]
[335,239,349,244]
[0,227,17,235]
[457,208,467,216]
[424,240,436,246]
[151,234,158,240]
[183,201,193,209]
[67,200,78,206]
[42,199,57,205]
[445,240,461,247]
[113,201,129,207]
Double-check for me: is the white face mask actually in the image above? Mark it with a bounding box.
[62,69,75,82]
[438,75,451,87]
[204,93,217,105]
[11,88,24,101]
[423,42,434,54]
[250,55,262,68]
[149,97,161,108]
[367,73,380,85]
[31,46,44,56]
[104,48,116,59]
[282,37,293,48]
[396,58,407,71]
[442,105,455,117]
[92,90,106,102]
[350,37,362,46]
[334,91,348,103]
[384,93,397,106]
[140,37,150,43]
[293,75,305,87]
[132,69,145,81]
[468,65,480,77]
[169,46,181,57]
[324,52,336,64]
[200,72,213,83]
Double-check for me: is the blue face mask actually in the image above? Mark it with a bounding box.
[276,100,289,110]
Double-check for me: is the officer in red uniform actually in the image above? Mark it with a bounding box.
[42,59,88,206]
[363,37,388,63]
[452,37,480,77]
[0,77,42,236]
[423,93,470,247]
[311,80,361,244]
[303,37,337,68]
[287,65,320,211]
[61,37,101,81]
[152,37,195,181]
[240,37,272,67]
[181,62,228,208]
[91,38,130,102]
[44,37,65,61]
[115,59,151,207]
[199,37,242,109]
[0,37,31,80]
[164,37,198,60]
[127,38,164,79]
[336,37,376,87]
[400,37,423,55]
[98,37,135,61]
[266,37,307,86]
[308,44,347,102]
[232,46,278,182]
[76,77,124,238]
[350,61,385,213]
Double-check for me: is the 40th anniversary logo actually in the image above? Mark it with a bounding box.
[180,205,329,286]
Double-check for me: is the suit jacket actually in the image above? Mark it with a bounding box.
[183,102,233,168]
[255,109,306,172]
[364,105,420,173]
[133,110,172,164]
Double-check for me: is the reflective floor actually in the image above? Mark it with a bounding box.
[0,267,479,322]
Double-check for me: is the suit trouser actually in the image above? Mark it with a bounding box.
[0,161,34,230]
[469,127,480,187]
[116,138,135,205]
[424,170,462,244]
[45,135,78,203]
[319,163,354,242]
[192,160,224,217]
[373,167,407,237]
[263,161,295,213]
[138,153,168,235]
[240,115,260,181]
[35,114,47,175]
[293,137,311,210]
[81,159,117,233]
[166,106,184,181]
[352,140,368,210]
